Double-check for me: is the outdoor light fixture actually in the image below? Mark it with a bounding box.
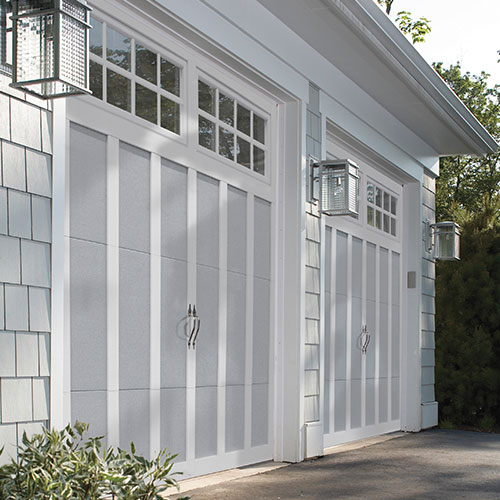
[319,160,359,216]
[308,159,360,217]
[425,220,460,261]
[9,0,91,98]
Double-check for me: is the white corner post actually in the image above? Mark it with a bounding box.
[275,99,306,463]
[401,179,422,432]
[50,98,69,429]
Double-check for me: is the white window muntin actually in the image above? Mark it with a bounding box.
[197,70,271,182]
[88,12,187,140]
[365,177,399,239]
[83,6,276,189]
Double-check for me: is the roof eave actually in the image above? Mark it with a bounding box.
[326,0,499,156]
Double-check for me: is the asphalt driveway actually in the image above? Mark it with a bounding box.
[171,430,500,499]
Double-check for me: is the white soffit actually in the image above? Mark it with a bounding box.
[256,0,498,157]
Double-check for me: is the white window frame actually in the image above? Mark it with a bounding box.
[196,71,270,181]
[88,10,188,143]
[365,177,400,240]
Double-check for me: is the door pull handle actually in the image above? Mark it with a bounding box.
[187,304,200,349]
[361,325,371,354]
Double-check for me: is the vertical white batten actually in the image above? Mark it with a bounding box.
[107,136,120,448]
[345,234,353,430]
[244,193,255,450]
[319,214,326,420]
[329,228,336,434]
[150,153,162,458]
[186,168,197,462]
[51,99,67,428]
[217,182,228,456]
[375,245,381,425]
[387,249,393,422]
[63,116,72,426]
[361,239,367,428]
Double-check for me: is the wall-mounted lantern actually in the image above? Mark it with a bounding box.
[308,158,360,217]
[9,0,91,99]
[425,220,460,261]
[319,159,359,217]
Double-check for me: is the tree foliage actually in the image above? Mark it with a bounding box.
[433,63,500,221]
[434,64,500,430]
[375,0,431,44]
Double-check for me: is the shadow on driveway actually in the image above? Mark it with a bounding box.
[171,430,500,499]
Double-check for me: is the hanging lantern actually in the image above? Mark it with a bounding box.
[10,0,91,98]
[431,221,460,261]
[319,160,359,217]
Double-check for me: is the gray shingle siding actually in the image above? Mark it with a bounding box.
[0,76,52,463]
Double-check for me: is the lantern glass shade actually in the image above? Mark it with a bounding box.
[10,0,91,98]
[432,221,460,261]
[320,160,359,217]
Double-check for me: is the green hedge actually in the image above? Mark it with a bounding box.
[435,217,500,430]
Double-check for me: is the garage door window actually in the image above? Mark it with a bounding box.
[89,17,182,135]
[198,79,267,176]
[366,181,398,236]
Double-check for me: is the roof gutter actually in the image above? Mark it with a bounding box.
[326,0,499,156]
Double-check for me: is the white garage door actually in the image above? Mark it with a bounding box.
[66,8,277,477]
[323,167,403,447]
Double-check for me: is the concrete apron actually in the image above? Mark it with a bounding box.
[166,432,406,497]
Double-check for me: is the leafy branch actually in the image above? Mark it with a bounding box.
[375,0,431,44]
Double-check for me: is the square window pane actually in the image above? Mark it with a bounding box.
[375,187,382,208]
[375,210,382,229]
[383,191,390,212]
[89,61,102,100]
[90,17,102,57]
[107,69,131,112]
[219,127,234,161]
[383,214,390,233]
[367,206,374,226]
[391,217,396,236]
[219,93,234,127]
[367,183,374,203]
[253,114,265,144]
[161,97,180,135]
[136,83,157,125]
[237,104,251,135]
[106,26,130,70]
[253,146,265,175]
[161,58,180,96]
[199,116,215,151]
[391,196,397,215]
[198,80,216,116]
[237,137,251,169]
[136,44,157,84]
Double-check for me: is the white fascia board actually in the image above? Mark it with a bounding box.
[343,0,499,155]
[152,0,309,102]
[321,91,437,179]
[154,0,439,179]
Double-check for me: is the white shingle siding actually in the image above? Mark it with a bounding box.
[10,99,42,151]
[304,84,322,425]
[421,170,437,421]
[0,79,52,457]
[2,142,26,191]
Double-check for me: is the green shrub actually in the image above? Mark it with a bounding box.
[0,422,189,500]
[435,215,500,431]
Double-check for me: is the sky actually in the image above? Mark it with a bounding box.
[390,0,500,85]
